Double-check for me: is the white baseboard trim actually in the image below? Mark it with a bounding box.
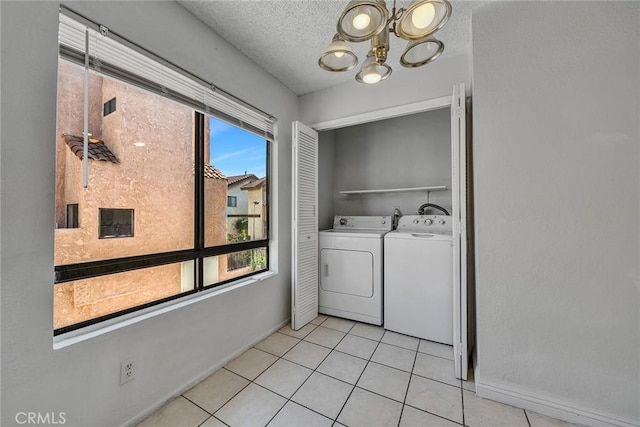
[122,318,290,427]
[476,380,639,427]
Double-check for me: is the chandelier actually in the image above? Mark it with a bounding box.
[318,0,452,84]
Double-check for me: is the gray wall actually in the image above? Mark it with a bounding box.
[0,2,298,426]
[473,1,639,423]
[299,52,469,126]
[323,109,452,218]
[318,130,336,230]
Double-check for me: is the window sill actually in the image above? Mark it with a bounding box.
[53,270,277,349]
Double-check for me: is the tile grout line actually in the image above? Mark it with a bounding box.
[262,322,326,425]
[182,367,256,424]
[252,382,333,426]
[197,317,463,427]
[290,318,361,424]
[396,338,420,427]
[333,322,385,425]
[280,322,462,424]
[196,413,230,427]
[418,351,456,362]
[461,378,466,426]
[333,326,387,425]
[352,331,464,425]
[410,370,464,389]
[293,324,455,365]
[262,316,346,426]
[215,366,272,417]
[403,402,465,426]
[213,333,301,426]
[181,394,219,417]
[523,407,532,427]
[148,316,466,427]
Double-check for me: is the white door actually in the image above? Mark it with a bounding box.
[451,83,469,379]
[292,121,319,330]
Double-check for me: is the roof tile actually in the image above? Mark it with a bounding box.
[204,163,226,179]
[240,177,266,189]
[227,173,258,185]
[63,134,119,164]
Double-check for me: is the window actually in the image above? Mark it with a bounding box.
[55,62,195,263]
[103,97,116,116]
[205,116,269,285]
[54,10,276,334]
[66,203,78,228]
[99,208,134,238]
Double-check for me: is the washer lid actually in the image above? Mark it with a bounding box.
[385,230,452,241]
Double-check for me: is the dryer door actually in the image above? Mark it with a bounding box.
[320,249,373,297]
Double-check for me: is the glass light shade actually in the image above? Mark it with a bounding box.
[400,37,444,67]
[355,54,392,84]
[337,0,389,42]
[318,35,358,71]
[396,0,452,40]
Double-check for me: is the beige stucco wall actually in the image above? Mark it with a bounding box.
[55,66,197,265]
[246,185,266,240]
[54,263,184,329]
[55,61,103,227]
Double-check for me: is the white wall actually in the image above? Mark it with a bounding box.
[323,109,452,218]
[299,52,469,126]
[472,1,639,425]
[0,2,298,426]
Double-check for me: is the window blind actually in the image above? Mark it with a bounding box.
[58,10,276,142]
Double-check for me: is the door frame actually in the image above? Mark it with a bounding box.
[308,90,470,380]
[310,96,451,131]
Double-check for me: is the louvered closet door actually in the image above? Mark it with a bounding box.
[291,121,319,330]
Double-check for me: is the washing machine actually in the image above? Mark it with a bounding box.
[319,216,392,325]
[384,214,454,344]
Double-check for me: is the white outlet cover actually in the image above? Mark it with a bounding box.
[120,359,135,385]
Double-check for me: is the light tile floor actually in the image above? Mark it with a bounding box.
[137,315,581,427]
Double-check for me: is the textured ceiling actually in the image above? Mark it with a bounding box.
[178,0,486,95]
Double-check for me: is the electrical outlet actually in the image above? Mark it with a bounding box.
[120,359,135,385]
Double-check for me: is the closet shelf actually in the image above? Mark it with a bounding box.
[339,186,447,195]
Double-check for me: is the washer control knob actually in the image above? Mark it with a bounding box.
[438,219,446,225]
[424,219,433,225]
[413,219,420,224]
[339,218,347,226]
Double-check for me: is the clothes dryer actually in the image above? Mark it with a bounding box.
[318,216,392,325]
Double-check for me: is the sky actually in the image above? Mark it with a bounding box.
[209,117,267,178]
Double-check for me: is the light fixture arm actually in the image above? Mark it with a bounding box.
[388,0,405,37]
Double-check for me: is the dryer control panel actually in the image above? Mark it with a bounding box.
[396,215,452,234]
[333,216,393,231]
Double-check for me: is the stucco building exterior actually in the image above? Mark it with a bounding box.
[54,61,229,329]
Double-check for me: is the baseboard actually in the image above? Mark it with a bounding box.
[122,318,290,427]
[476,380,639,427]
